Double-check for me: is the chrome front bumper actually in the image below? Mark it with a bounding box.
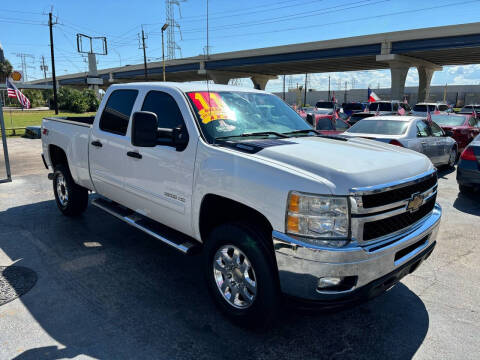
[273,203,441,301]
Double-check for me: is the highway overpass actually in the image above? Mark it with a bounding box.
[30,22,480,102]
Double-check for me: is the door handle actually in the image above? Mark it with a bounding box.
[91,140,102,147]
[127,151,142,159]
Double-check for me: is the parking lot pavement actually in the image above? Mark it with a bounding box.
[0,140,479,360]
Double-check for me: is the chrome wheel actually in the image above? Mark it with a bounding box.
[213,245,257,309]
[448,148,457,167]
[56,173,69,206]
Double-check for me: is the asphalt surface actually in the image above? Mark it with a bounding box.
[0,138,479,360]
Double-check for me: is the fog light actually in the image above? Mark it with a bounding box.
[317,276,357,292]
[318,277,343,288]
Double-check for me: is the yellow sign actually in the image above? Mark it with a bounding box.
[11,71,22,82]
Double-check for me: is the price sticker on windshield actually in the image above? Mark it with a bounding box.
[188,92,235,124]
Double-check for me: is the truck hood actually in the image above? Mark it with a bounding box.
[253,136,432,194]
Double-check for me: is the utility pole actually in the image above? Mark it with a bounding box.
[40,56,48,79]
[303,73,308,107]
[140,26,148,80]
[15,53,34,82]
[49,11,59,114]
[328,75,331,100]
[282,75,285,100]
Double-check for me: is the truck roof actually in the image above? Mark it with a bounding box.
[108,82,266,94]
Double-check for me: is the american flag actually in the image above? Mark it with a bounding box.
[6,78,31,109]
[426,107,432,124]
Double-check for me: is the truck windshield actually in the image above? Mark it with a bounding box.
[413,104,436,112]
[315,101,334,108]
[347,120,409,135]
[368,103,392,111]
[187,91,311,142]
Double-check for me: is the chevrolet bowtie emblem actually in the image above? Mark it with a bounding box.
[407,193,424,213]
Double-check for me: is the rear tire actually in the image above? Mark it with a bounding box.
[203,222,280,328]
[53,164,88,216]
[459,184,474,195]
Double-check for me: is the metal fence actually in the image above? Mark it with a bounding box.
[0,100,12,183]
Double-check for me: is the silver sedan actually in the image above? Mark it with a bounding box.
[343,116,458,167]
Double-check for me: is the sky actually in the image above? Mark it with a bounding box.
[3,0,480,92]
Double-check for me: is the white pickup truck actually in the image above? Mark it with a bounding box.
[41,82,441,326]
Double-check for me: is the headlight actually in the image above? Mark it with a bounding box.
[286,191,350,247]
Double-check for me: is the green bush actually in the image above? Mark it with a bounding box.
[22,89,45,108]
[52,87,100,113]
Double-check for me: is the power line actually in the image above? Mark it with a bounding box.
[180,0,480,42]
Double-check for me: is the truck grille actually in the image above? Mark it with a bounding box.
[363,194,436,241]
[362,174,437,208]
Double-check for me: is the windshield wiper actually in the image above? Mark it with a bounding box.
[215,131,289,141]
[283,129,348,141]
[282,129,321,136]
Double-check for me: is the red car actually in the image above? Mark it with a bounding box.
[431,114,480,153]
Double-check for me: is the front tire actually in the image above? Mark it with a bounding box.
[447,147,457,168]
[53,164,88,216]
[204,223,279,328]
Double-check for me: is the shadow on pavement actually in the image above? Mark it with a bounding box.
[436,166,455,179]
[453,190,480,216]
[1,199,430,360]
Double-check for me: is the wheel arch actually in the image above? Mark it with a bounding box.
[49,144,68,169]
[199,194,274,249]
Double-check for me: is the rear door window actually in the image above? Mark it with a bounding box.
[99,90,138,135]
[416,121,430,137]
[430,122,444,137]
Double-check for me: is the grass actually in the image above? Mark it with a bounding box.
[1,110,96,136]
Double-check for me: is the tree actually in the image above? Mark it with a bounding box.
[0,59,13,83]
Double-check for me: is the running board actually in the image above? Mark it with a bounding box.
[91,197,201,255]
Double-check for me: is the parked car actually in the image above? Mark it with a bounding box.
[457,104,480,115]
[342,102,365,116]
[367,100,407,115]
[315,115,350,135]
[348,111,375,125]
[457,134,480,193]
[412,102,450,116]
[315,100,337,111]
[431,114,480,153]
[344,116,457,167]
[41,83,441,326]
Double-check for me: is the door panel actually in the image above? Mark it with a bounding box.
[122,90,196,236]
[89,89,139,201]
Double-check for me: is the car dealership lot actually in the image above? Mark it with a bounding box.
[0,138,479,360]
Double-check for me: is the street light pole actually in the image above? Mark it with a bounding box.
[161,23,169,82]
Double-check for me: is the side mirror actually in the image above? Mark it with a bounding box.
[172,126,189,151]
[131,111,158,147]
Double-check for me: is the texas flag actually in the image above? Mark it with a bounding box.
[368,87,380,102]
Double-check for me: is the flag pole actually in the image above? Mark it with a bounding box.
[0,97,12,183]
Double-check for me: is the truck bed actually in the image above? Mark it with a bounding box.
[43,116,95,127]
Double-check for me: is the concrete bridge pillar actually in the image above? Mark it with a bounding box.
[250,75,277,90]
[390,62,410,101]
[209,71,231,85]
[417,66,436,102]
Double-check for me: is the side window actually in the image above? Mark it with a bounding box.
[416,121,430,137]
[99,90,138,135]
[335,120,349,130]
[468,116,477,127]
[141,91,186,130]
[430,122,444,137]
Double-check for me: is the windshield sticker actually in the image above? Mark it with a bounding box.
[188,92,236,124]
